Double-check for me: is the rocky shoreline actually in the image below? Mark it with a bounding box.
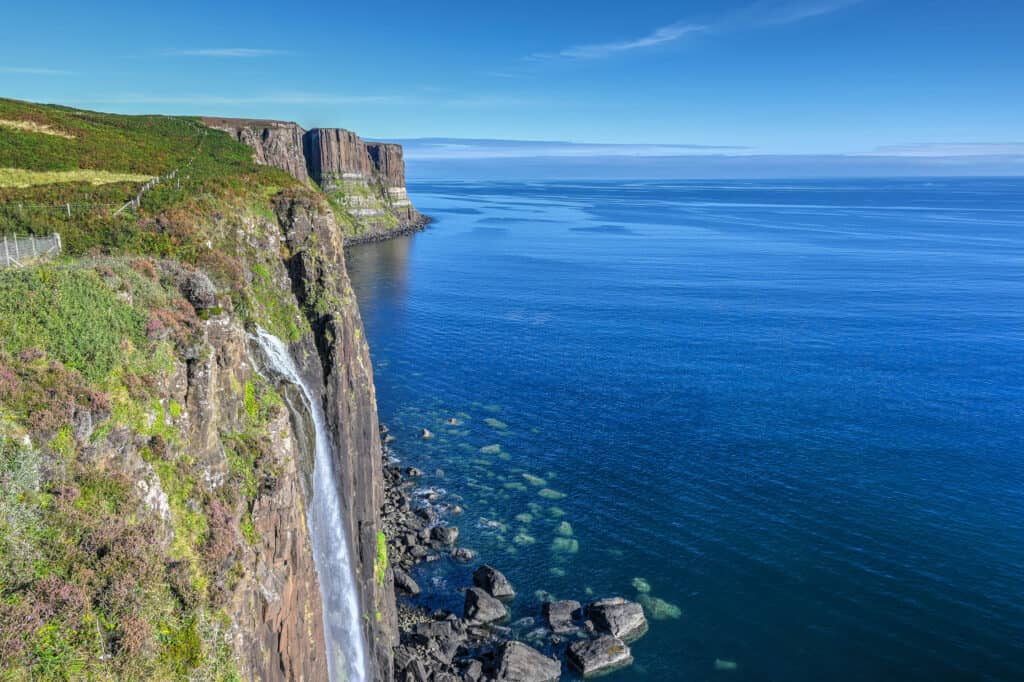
[345,214,433,247]
[380,424,649,681]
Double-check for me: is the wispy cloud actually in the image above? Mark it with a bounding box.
[160,48,291,58]
[538,23,708,60]
[725,0,864,28]
[532,0,861,62]
[0,66,72,75]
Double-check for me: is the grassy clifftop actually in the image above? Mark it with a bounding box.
[0,98,296,260]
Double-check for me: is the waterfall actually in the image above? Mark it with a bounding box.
[251,328,367,682]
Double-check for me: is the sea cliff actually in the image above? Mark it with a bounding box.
[205,118,426,243]
[0,98,401,680]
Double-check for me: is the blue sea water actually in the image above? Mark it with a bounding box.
[346,178,1024,681]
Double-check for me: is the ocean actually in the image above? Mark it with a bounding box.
[346,178,1024,681]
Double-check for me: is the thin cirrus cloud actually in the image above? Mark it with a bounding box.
[725,0,864,28]
[0,66,72,75]
[532,0,862,61]
[160,48,291,58]
[545,23,708,60]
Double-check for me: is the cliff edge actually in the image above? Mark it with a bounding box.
[205,118,425,243]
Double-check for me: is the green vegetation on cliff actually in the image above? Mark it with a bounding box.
[0,99,345,679]
[0,258,243,679]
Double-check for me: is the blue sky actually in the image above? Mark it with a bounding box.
[1,0,1022,177]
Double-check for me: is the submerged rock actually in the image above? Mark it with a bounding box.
[464,587,507,623]
[473,564,516,600]
[631,577,652,593]
[491,641,561,682]
[567,635,632,676]
[587,597,648,640]
[638,593,683,620]
[550,537,579,554]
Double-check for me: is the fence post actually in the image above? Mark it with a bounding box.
[66,203,71,217]
[55,233,62,254]
[13,236,20,261]
[30,235,37,257]
[3,236,8,265]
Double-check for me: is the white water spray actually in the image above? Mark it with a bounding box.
[252,328,367,682]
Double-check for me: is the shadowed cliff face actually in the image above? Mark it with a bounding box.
[274,193,398,680]
[204,118,311,185]
[204,118,423,241]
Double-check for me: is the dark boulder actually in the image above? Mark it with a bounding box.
[543,599,581,634]
[587,597,648,640]
[394,568,421,595]
[472,564,515,600]
[567,635,633,676]
[460,658,484,682]
[464,587,507,624]
[177,269,217,310]
[431,525,460,545]
[451,547,477,563]
[398,657,430,682]
[491,641,561,682]
[393,645,418,672]
[416,507,438,524]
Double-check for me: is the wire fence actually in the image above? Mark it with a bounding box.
[0,233,61,267]
[1,127,210,220]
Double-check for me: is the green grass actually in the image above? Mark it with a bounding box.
[0,264,146,382]
[0,168,153,188]
[375,531,388,587]
[0,97,298,261]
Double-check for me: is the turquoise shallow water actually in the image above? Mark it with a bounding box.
[347,178,1024,681]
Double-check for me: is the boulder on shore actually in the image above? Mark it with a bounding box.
[451,547,477,563]
[430,525,459,545]
[542,599,581,634]
[393,568,420,595]
[464,587,507,624]
[567,635,633,676]
[473,564,515,600]
[491,641,561,682]
[587,597,648,640]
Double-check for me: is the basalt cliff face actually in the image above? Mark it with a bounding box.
[205,118,423,243]
[274,194,398,679]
